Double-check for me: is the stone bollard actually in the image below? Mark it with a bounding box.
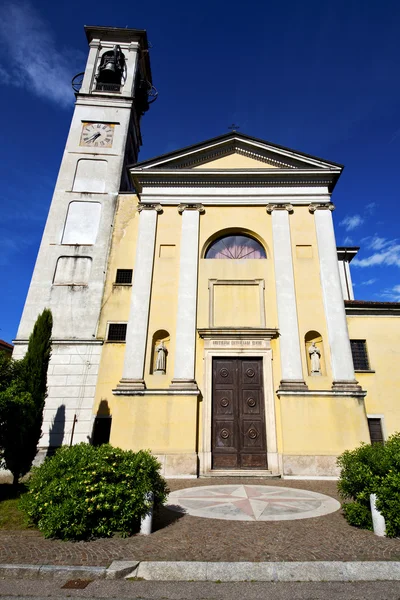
[370,493,386,537]
[140,491,154,535]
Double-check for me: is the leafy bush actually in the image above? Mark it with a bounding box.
[337,433,400,537]
[20,443,168,540]
[342,501,372,530]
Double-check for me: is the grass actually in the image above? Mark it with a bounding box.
[0,483,32,530]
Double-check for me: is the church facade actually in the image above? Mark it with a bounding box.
[14,26,400,478]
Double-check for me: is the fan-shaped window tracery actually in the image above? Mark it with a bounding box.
[205,234,266,259]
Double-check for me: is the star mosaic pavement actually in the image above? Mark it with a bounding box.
[166,485,340,521]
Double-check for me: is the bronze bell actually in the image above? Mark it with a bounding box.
[98,45,125,85]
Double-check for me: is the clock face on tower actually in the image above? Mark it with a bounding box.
[80,122,115,148]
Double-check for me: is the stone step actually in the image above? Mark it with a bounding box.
[202,470,280,478]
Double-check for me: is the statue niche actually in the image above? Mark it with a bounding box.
[96,45,126,90]
[151,330,170,375]
[305,331,325,376]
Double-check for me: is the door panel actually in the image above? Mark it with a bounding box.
[212,357,267,470]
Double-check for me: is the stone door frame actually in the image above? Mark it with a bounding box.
[198,329,279,476]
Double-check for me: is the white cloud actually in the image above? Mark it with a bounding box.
[365,202,376,215]
[0,2,83,107]
[353,240,400,268]
[360,278,377,286]
[342,236,354,245]
[367,235,395,251]
[340,215,364,231]
[379,285,400,301]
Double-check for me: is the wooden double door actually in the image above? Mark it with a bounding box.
[212,357,267,470]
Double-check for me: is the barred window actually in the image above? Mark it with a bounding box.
[107,323,127,342]
[115,269,133,284]
[350,339,370,371]
[368,418,384,444]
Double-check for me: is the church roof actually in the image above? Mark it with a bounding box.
[345,299,400,316]
[133,131,344,171]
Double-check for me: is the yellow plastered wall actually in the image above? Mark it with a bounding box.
[145,206,181,388]
[97,194,139,338]
[290,207,333,389]
[347,315,400,437]
[193,153,276,169]
[93,194,139,437]
[195,205,282,453]
[93,198,197,454]
[110,394,198,453]
[280,395,370,455]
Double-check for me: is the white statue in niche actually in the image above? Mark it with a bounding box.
[308,342,321,375]
[155,341,167,373]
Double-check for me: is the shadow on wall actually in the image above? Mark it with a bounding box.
[91,399,112,446]
[47,404,66,457]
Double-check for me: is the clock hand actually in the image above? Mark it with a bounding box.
[86,132,101,142]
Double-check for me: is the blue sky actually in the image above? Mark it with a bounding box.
[0,0,399,343]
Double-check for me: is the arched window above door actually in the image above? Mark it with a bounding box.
[205,234,266,259]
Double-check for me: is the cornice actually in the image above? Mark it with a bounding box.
[131,170,337,189]
[198,328,279,339]
[166,141,299,170]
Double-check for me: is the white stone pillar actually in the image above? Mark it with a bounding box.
[119,204,162,390]
[80,40,100,94]
[310,204,360,389]
[267,204,306,390]
[171,204,204,389]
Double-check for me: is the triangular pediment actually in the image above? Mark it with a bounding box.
[192,151,278,169]
[132,132,342,172]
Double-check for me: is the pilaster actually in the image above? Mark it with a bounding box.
[118,203,162,390]
[170,204,204,390]
[310,203,361,391]
[267,203,307,391]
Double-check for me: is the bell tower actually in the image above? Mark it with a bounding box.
[14,26,155,449]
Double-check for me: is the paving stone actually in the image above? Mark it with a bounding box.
[106,560,139,579]
[1,479,400,565]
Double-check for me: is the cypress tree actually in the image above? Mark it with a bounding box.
[0,309,53,485]
[22,309,53,473]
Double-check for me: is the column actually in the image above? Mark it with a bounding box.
[119,204,162,389]
[310,203,360,389]
[80,40,100,94]
[170,204,204,389]
[267,204,307,390]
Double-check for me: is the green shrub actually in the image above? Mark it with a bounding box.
[337,432,400,537]
[20,443,168,540]
[342,501,372,530]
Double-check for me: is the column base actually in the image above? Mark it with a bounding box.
[116,378,146,390]
[279,379,308,391]
[332,380,363,392]
[170,378,199,391]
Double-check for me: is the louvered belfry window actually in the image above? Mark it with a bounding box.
[350,339,370,371]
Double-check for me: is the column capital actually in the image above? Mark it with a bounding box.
[137,203,163,213]
[309,202,335,213]
[178,203,205,214]
[266,203,293,214]
[89,39,101,49]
